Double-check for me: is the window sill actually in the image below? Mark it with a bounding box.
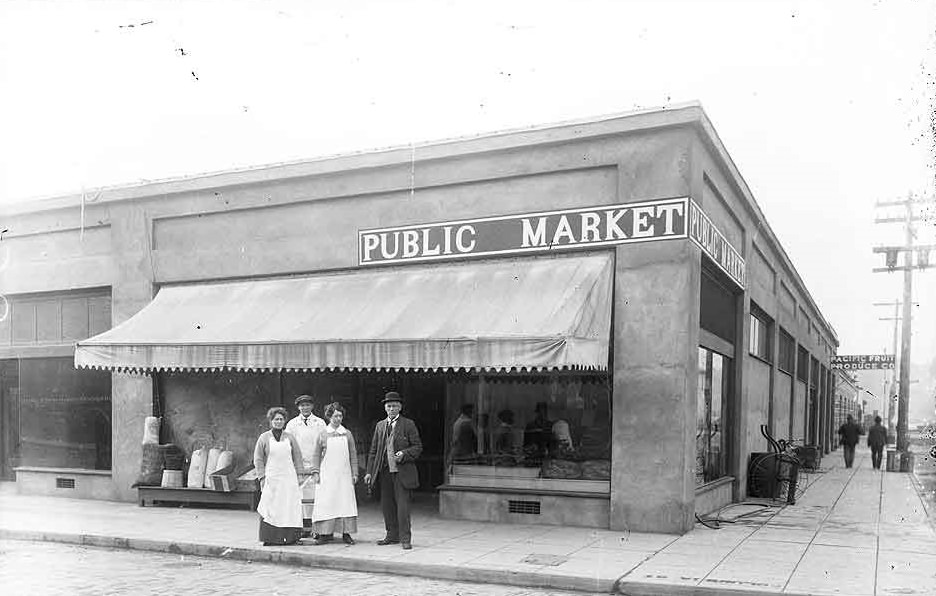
[439,484,610,499]
[14,466,111,477]
[448,469,610,495]
[695,475,734,494]
[748,353,773,367]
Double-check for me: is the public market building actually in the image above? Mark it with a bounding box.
[0,104,839,533]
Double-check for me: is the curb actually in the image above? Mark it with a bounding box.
[0,529,615,594]
[614,582,819,596]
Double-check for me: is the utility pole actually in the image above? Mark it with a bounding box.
[874,300,902,443]
[873,193,935,470]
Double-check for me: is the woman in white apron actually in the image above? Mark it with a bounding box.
[253,407,304,546]
[309,402,359,545]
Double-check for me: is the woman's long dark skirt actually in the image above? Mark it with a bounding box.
[259,519,302,545]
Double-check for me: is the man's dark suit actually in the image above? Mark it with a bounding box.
[366,415,422,544]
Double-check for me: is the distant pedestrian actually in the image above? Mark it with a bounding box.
[837,414,861,469]
[309,402,359,545]
[363,391,422,550]
[254,407,304,546]
[867,415,888,470]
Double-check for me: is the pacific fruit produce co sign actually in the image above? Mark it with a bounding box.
[358,196,745,288]
[831,355,896,370]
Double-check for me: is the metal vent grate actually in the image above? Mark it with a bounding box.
[508,499,541,515]
[56,478,76,489]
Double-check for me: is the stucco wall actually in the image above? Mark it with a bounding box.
[0,225,113,295]
[793,380,808,443]
[612,240,699,533]
[692,131,837,499]
[774,372,793,440]
[744,358,772,448]
[147,130,690,283]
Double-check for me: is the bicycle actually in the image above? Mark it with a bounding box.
[747,425,813,505]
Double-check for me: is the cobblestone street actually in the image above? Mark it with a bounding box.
[0,540,586,596]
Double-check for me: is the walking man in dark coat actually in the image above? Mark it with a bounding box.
[867,415,888,470]
[363,391,422,550]
[837,414,861,469]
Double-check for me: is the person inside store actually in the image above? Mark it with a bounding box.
[284,394,326,537]
[837,414,862,469]
[867,415,888,470]
[523,401,555,461]
[253,406,305,546]
[363,391,423,550]
[493,409,523,461]
[309,402,359,545]
[450,402,478,464]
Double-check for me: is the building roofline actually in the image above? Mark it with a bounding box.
[691,111,838,343]
[1,101,704,215]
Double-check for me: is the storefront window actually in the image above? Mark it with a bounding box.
[446,373,611,483]
[696,347,728,485]
[16,357,112,470]
[749,307,772,361]
[778,328,795,374]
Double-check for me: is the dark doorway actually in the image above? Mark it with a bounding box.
[0,359,20,480]
[280,370,446,493]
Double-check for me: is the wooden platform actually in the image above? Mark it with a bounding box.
[137,486,259,510]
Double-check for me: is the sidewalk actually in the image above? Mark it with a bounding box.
[1,447,934,595]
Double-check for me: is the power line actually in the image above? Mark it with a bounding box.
[873,193,934,469]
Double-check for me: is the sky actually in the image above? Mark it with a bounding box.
[1,0,935,411]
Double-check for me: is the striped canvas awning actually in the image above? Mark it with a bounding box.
[75,253,613,374]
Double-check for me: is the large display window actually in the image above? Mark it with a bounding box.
[16,357,112,470]
[445,372,611,493]
[696,347,728,485]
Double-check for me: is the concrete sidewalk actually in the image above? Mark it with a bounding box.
[1,447,934,595]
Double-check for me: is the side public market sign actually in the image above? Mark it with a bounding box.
[831,355,896,370]
[358,197,746,288]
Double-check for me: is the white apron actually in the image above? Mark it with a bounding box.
[311,429,358,522]
[256,436,303,529]
[285,415,325,517]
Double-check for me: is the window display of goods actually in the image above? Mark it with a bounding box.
[158,444,185,471]
[580,459,611,480]
[203,448,222,488]
[187,447,208,488]
[142,416,161,445]
[160,469,184,488]
[132,443,165,487]
[213,450,235,475]
[541,458,582,479]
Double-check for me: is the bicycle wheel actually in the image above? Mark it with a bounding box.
[791,466,810,501]
[748,453,781,499]
[774,453,800,505]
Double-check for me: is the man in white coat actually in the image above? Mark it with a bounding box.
[284,394,325,537]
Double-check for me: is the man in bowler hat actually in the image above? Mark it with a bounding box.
[364,391,422,549]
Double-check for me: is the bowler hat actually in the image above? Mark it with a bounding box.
[294,394,314,406]
[381,391,403,404]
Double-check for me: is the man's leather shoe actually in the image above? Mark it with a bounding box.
[401,542,412,550]
[376,537,399,546]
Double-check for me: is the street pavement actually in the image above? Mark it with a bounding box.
[0,446,934,595]
[0,539,582,596]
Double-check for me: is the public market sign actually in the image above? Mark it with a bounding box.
[831,355,896,370]
[358,197,746,288]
